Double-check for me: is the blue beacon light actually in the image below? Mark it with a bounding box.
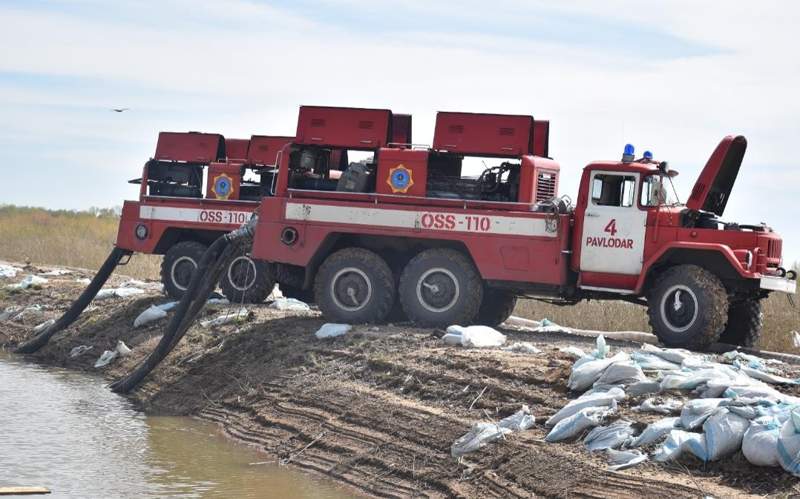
[622,144,635,163]
[643,150,653,161]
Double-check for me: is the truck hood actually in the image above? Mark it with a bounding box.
[686,135,747,217]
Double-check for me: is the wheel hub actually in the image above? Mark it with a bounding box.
[417,268,459,313]
[660,284,699,332]
[171,256,197,291]
[330,267,372,312]
[227,256,257,292]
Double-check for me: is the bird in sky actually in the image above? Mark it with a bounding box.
[110,108,130,113]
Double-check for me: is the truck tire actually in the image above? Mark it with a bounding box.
[314,248,395,323]
[399,248,483,327]
[475,289,517,327]
[718,299,763,347]
[647,264,728,350]
[161,241,207,300]
[219,251,274,304]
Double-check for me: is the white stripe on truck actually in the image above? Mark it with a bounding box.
[139,205,252,225]
[284,202,557,237]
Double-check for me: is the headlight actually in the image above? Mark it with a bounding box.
[135,223,148,240]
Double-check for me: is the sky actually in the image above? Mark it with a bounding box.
[1,0,798,263]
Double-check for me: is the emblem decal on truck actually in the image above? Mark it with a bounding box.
[212,174,233,200]
[387,165,414,193]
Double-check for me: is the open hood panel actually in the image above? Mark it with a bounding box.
[686,135,747,217]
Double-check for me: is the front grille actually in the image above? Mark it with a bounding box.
[536,171,557,202]
[767,239,782,259]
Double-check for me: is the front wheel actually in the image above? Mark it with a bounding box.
[475,289,517,327]
[718,298,763,347]
[647,264,728,350]
[398,248,483,327]
[314,248,395,323]
[219,250,274,304]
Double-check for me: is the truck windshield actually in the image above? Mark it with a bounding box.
[641,174,680,207]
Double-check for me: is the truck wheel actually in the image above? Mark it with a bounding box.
[647,265,728,350]
[475,289,517,327]
[718,299,763,347]
[314,248,395,323]
[220,252,274,304]
[399,248,483,327]
[161,241,207,300]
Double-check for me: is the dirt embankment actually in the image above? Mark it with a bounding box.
[2,263,799,498]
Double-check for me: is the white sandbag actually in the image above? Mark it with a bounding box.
[545,387,625,428]
[497,405,536,431]
[592,335,609,359]
[593,360,646,387]
[120,279,161,290]
[502,342,541,354]
[269,284,285,300]
[8,275,48,290]
[69,345,93,358]
[96,287,146,300]
[653,430,708,462]
[567,352,629,392]
[660,366,740,391]
[742,416,781,467]
[445,325,506,348]
[546,404,614,442]
[134,305,168,327]
[722,350,783,371]
[740,366,799,385]
[633,397,683,415]
[584,421,636,451]
[115,340,132,357]
[793,331,800,349]
[627,380,662,397]
[721,384,797,405]
[777,408,800,476]
[641,343,698,365]
[207,297,230,305]
[315,323,352,339]
[269,297,311,311]
[630,351,682,371]
[451,422,511,457]
[559,346,587,359]
[40,268,71,276]
[94,349,118,368]
[75,277,91,285]
[200,308,249,327]
[680,398,725,430]
[703,407,749,461]
[32,318,55,334]
[630,417,680,447]
[0,264,21,278]
[441,333,463,345]
[606,449,648,471]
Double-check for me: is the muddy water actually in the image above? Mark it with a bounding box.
[0,354,355,498]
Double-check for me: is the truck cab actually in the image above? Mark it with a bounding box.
[571,137,795,347]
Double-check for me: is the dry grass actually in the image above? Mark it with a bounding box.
[515,276,800,354]
[0,205,160,280]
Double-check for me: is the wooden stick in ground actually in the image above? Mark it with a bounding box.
[280,430,327,466]
[469,386,488,410]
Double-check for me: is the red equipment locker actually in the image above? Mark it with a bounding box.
[247,136,294,166]
[391,114,413,145]
[295,106,392,149]
[154,132,225,163]
[432,112,534,157]
[532,120,550,158]
[225,138,250,162]
[206,162,242,200]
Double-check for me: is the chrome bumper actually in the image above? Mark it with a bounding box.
[760,275,797,294]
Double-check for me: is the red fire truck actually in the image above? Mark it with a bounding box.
[115,112,413,303]
[251,107,796,349]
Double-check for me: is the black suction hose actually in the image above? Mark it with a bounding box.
[15,247,133,354]
[110,217,257,394]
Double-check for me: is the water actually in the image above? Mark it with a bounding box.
[0,354,355,498]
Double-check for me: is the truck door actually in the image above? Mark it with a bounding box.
[579,171,647,278]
